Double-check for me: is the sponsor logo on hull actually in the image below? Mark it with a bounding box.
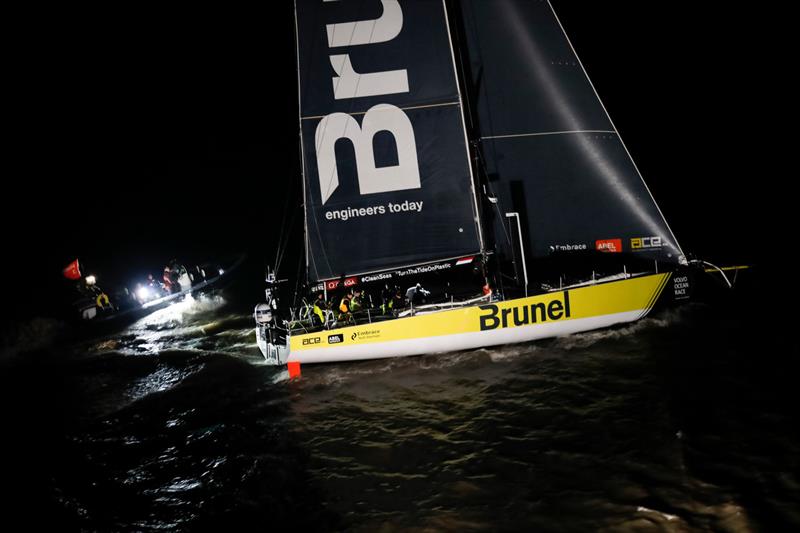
[631,236,663,250]
[326,278,358,291]
[479,291,571,331]
[549,243,587,253]
[673,275,691,300]
[596,239,622,253]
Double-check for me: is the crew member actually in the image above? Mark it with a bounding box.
[163,266,175,293]
[406,282,430,306]
[389,287,404,315]
[350,288,363,313]
[380,284,392,314]
[147,273,164,295]
[338,290,353,322]
[312,292,326,327]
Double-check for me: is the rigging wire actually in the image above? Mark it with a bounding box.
[292,248,305,309]
[274,200,302,275]
[272,177,296,272]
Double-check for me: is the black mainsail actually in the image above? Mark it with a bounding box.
[296,0,483,282]
[456,0,684,269]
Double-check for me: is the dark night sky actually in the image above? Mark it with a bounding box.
[4,2,782,318]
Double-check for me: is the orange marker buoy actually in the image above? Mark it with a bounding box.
[287,361,301,379]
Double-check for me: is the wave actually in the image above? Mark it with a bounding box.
[0,316,65,360]
[550,306,696,352]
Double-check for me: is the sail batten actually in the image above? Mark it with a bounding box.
[480,130,617,141]
[300,100,462,121]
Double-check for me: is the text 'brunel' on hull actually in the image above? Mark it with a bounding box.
[479,292,571,331]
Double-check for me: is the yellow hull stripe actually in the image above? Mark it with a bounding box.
[639,272,672,319]
[291,273,671,352]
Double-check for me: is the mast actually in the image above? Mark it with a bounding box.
[441,0,485,258]
[442,0,514,282]
[293,0,311,282]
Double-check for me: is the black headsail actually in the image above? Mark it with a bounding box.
[295,0,483,283]
[455,0,685,273]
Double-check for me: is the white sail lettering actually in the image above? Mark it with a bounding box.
[324,0,403,48]
[315,104,421,205]
[329,55,408,99]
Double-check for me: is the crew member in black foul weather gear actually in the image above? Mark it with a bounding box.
[406,283,430,306]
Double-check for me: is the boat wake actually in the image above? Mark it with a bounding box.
[549,305,696,352]
[130,293,228,329]
[77,295,261,361]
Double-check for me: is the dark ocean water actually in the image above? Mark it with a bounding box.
[2,281,798,531]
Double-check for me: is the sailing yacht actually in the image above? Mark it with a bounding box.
[255,0,742,373]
